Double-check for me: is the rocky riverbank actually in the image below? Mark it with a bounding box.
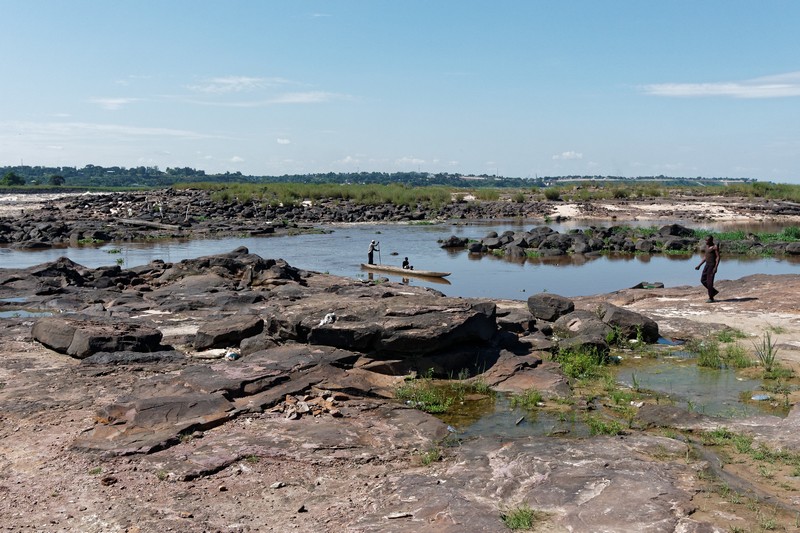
[3,188,800,250]
[1,247,799,532]
[442,223,800,258]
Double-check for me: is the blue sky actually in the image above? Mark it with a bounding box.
[1,1,799,182]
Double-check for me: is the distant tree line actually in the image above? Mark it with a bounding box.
[0,164,756,190]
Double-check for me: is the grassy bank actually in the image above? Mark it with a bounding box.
[175,182,455,208]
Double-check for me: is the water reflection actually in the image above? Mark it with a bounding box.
[437,393,590,439]
[2,220,799,299]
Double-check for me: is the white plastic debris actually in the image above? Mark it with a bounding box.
[318,312,336,326]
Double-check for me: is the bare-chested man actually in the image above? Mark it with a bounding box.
[695,235,720,302]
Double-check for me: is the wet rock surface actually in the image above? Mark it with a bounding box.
[1,243,800,530]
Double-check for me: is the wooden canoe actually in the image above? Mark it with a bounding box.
[360,263,451,278]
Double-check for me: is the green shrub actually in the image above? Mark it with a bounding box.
[420,447,442,466]
[555,347,607,379]
[687,339,723,368]
[500,505,541,530]
[510,388,543,409]
[723,344,753,368]
[544,188,561,201]
[780,226,800,240]
[396,377,453,414]
[585,415,625,436]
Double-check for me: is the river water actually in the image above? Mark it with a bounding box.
[1,219,799,300]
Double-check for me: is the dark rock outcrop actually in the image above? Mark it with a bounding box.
[32,317,163,359]
[527,293,575,322]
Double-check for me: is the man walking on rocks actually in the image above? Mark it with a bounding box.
[695,235,720,302]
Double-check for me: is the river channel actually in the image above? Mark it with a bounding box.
[2,218,796,430]
[2,219,799,300]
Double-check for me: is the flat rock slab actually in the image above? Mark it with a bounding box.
[80,349,185,366]
[141,402,450,481]
[74,392,236,455]
[637,403,800,453]
[350,434,715,533]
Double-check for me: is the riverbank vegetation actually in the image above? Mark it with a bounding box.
[4,164,800,202]
[176,182,455,208]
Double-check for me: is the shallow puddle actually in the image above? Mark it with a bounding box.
[0,309,53,319]
[428,346,792,440]
[437,393,591,439]
[615,351,790,418]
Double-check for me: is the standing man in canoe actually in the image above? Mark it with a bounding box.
[695,235,720,302]
[367,240,380,265]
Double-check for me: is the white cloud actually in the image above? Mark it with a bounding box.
[268,91,340,104]
[230,156,245,163]
[187,76,279,94]
[180,91,345,108]
[334,155,361,166]
[552,151,583,160]
[641,71,800,99]
[89,97,140,110]
[276,138,291,145]
[395,156,425,166]
[0,120,216,141]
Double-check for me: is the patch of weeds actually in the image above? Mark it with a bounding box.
[585,414,625,436]
[716,328,747,343]
[244,455,260,464]
[730,433,754,454]
[764,365,794,380]
[420,447,442,466]
[500,504,545,530]
[721,486,743,505]
[106,248,122,254]
[611,404,638,428]
[757,465,774,479]
[396,373,454,414]
[609,388,636,405]
[471,377,493,395]
[156,470,169,481]
[753,331,778,373]
[510,389,543,410]
[723,343,753,368]
[555,346,607,379]
[630,371,640,392]
[687,339,723,368]
[700,427,735,447]
[761,381,792,407]
[88,466,102,475]
[661,428,680,440]
[604,326,626,347]
[767,324,787,334]
[758,511,778,531]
